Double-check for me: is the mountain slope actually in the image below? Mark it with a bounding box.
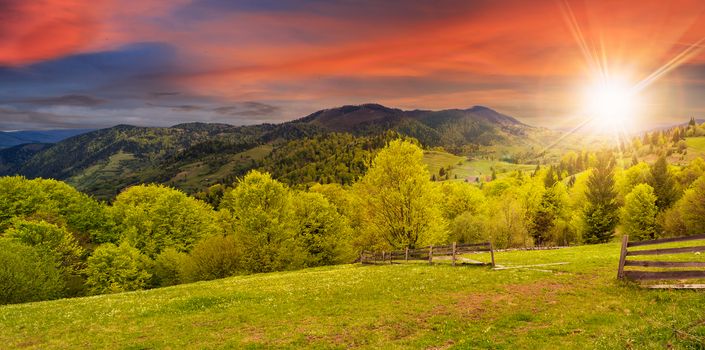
[0,243,702,349]
[3,104,555,198]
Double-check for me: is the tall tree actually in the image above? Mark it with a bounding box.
[621,184,658,241]
[355,140,447,249]
[648,155,678,211]
[583,150,619,243]
[220,171,295,273]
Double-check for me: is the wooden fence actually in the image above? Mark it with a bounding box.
[361,242,495,267]
[618,234,705,288]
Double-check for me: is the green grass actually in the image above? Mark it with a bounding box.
[423,151,536,182]
[686,137,705,154]
[2,243,705,349]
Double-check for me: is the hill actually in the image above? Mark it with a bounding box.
[1,104,556,198]
[0,129,92,149]
[1,243,703,349]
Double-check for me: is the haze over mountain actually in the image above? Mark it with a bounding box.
[0,104,556,198]
[0,129,93,148]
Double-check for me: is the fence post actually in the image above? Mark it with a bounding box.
[618,235,629,279]
[405,247,409,261]
[489,242,495,267]
[360,251,364,264]
[382,251,386,264]
[452,242,457,266]
[429,245,434,265]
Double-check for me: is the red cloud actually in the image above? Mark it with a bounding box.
[0,0,102,65]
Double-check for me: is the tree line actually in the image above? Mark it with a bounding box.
[2,139,705,305]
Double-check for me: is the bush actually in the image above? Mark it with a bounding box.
[85,242,152,295]
[0,239,64,305]
[183,235,242,282]
[110,184,222,258]
[291,191,354,267]
[153,248,191,287]
[3,218,83,270]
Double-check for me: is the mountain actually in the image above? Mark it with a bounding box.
[1,104,555,199]
[0,143,54,174]
[0,129,93,148]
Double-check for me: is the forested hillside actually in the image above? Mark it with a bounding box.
[3,134,705,306]
[0,104,554,199]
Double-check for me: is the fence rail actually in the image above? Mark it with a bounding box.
[618,234,705,288]
[361,241,495,267]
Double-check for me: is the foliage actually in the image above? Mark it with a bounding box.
[621,184,658,241]
[291,191,354,266]
[110,184,221,258]
[0,176,111,243]
[648,155,679,211]
[220,171,295,273]
[153,248,191,287]
[85,242,152,295]
[0,239,64,305]
[583,151,619,243]
[182,235,242,283]
[354,140,447,249]
[3,218,84,271]
[677,174,705,236]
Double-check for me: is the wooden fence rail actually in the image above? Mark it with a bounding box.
[361,241,495,267]
[617,234,705,289]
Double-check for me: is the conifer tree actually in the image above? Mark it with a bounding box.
[583,150,619,244]
[648,155,678,211]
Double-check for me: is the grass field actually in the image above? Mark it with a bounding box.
[423,151,537,182]
[2,243,705,349]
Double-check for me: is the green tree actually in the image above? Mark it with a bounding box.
[0,239,64,305]
[621,184,658,241]
[153,248,191,287]
[437,181,486,221]
[648,155,679,210]
[0,176,111,243]
[291,191,354,266]
[85,242,152,295]
[4,218,83,271]
[528,188,559,246]
[182,234,242,282]
[355,140,447,249]
[678,174,705,236]
[220,171,294,273]
[583,151,619,243]
[110,184,221,258]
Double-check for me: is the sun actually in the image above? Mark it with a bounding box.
[583,77,639,130]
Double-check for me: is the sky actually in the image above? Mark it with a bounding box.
[1,0,705,131]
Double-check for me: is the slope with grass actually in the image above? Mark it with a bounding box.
[1,243,704,349]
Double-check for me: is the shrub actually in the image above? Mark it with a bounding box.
[153,248,191,287]
[183,235,242,282]
[0,239,64,305]
[85,242,152,295]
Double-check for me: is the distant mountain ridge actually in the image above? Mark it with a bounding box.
[0,129,93,148]
[0,104,553,198]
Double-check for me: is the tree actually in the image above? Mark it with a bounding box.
[355,140,447,249]
[678,174,705,236]
[85,242,152,295]
[3,218,83,271]
[182,234,242,282]
[0,176,112,243]
[437,181,486,221]
[528,187,559,246]
[291,191,354,266]
[621,184,658,241]
[648,155,679,211]
[220,171,294,273]
[0,239,64,305]
[583,151,619,243]
[110,184,222,258]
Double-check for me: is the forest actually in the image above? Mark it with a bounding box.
[2,119,705,306]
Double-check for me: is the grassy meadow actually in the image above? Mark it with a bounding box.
[2,242,705,349]
[423,151,536,182]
